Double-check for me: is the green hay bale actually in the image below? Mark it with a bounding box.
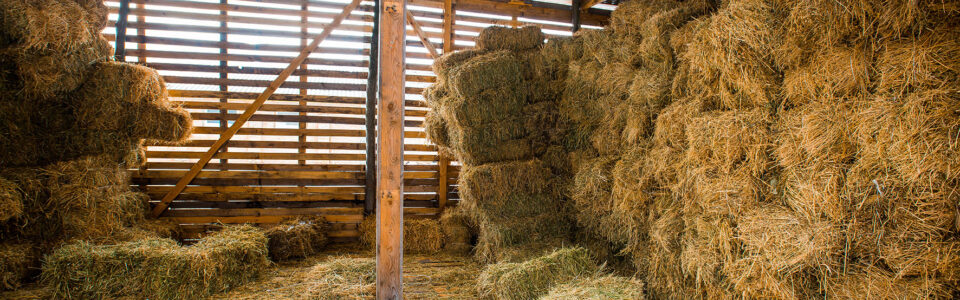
[476,26,545,52]
[432,49,485,79]
[540,275,646,300]
[459,159,564,220]
[477,247,598,300]
[440,206,475,254]
[42,224,269,300]
[265,216,329,261]
[359,217,444,254]
[305,256,376,299]
[0,242,35,291]
[0,0,108,53]
[0,178,22,222]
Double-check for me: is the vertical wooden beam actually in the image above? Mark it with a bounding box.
[136,0,145,63]
[299,0,309,168]
[114,0,130,61]
[219,0,229,171]
[437,0,454,211]
[376,0,405,297]
[571,0,582,32]
[150,0,363,218]
[365,0,381,214]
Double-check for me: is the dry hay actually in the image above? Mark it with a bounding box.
[305,256,376,299]
[0,242,35,291]
[475,26,545,52]
[781,46,873,108]
[0,178,22,222]
[266,216,329,261]
[0,61,192,168]
[359,217,444,254]
[540,274,645,300]
[458,159,571,262]
[0,35,113,99]
[42,224,269,300]
[679,0,786,110]
[477,247,598,300]
[439,206,475,254]
[0,156,147,247]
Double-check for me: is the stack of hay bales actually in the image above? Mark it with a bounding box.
[427,0,960,298]
[426,26,574,263]
[477,247,598,299]
[0,0,245,292]
[265,216,330,261]
[42,225,269,299]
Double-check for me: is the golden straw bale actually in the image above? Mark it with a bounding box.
[0,0,108,53]
[475,26,544,52]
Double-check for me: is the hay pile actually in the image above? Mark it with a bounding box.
[266,216,330,261]
[540,275,645,300]
[426,26,574,262]
[42,225,269,300]
[0,0,193,291]
[477,247,598,300]
[304,257,376,299]
[426,0,960,297]
[0,242,35,291]
[359,217,444,254]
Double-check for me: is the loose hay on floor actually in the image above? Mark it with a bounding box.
[41,225,269,300]
[266,216,329,261]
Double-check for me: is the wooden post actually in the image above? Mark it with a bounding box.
[571,0,581,32]
[437,0,454,211]
[114,0,130,61]
[376,0,405,297]
[150,0,363,218]
[219,0,229,171]
[299,0,309,168]
[365,0,381,214]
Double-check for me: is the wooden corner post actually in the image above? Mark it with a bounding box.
[377,0,405,298]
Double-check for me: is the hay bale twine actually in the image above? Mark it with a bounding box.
[476,26,545,52]
[540,275,646,300]
[0,242,35,291]
[41,224,269,300]
[266,216,329,261]
[477,247,599,300]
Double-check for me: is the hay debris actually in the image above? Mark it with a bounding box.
[305,256,376,299]
[42,224,269,300]
[0,178,22,222]
[0,242,34,291]
[477,247,599,300]
[266,216,329,261]
[540,274,646,300]
[359,217,444,254]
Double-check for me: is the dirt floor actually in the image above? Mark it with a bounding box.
[0,243,480,300]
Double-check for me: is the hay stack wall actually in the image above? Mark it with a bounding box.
[0,0,195,290]
[426,0,960,298]
[425,27,575,262]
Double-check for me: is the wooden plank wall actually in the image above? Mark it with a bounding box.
[102,0,608,242]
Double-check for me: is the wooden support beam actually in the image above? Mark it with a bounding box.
[150,0,363,218]
[437,0,453,211]
[441,0,454,54]
[114,0,130,61]
[405,10,438,59]
[571,0,581,32]
[377,0,406,297]
[365,0,381,214]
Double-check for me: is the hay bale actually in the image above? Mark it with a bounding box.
[0,35,112,99]
[781,46,873,107]
[540,275,646,300]
[680,0,785,110]
[477,247,598,300]
[0,0,108,53]
[266,216,329,261]
[359,217,444,254]
[823,265,952,299]
[42,224,269,300]
[0,242,35,291]
[305,256,376,299]
[440,206,475,254]
[476,26,545,52]
[0,178,22,222]
[0,156,147,246]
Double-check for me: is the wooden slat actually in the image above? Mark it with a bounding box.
[151,0,364,217]
[406,10,439,59]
